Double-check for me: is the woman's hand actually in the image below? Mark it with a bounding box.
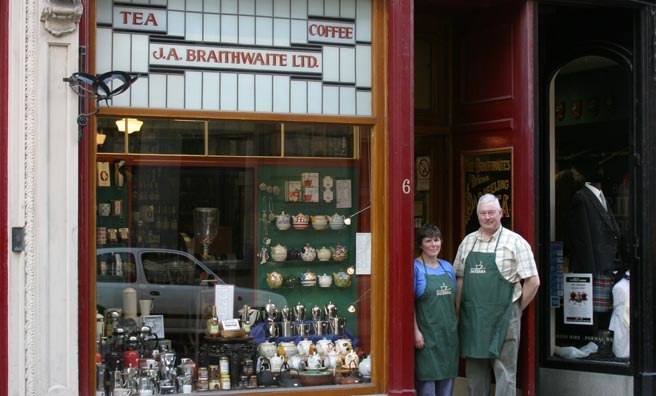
[414,328,425,349]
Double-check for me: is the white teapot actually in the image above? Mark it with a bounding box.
[287,354,305,370]
[297,338,314,356]
[275,211,291,230]
[270,244,287,262]
[318,273,332,288]
[358,355,372,378]
[323,350,340,370]
[258,341,278,358]
[317,246,332,261]
[315,338,334,356]
[307,352,323,369]
[270,354,284,373]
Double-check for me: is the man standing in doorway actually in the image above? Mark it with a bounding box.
[454,194,540,396]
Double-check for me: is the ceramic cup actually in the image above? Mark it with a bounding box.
[97,227,107,245]
[139,299,154,316]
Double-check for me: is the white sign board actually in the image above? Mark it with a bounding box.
[563,273,593,325]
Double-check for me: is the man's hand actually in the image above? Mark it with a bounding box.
[520,275,540,310]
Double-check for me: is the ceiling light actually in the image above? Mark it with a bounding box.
[116,118,143,134]
[96,131,107,145]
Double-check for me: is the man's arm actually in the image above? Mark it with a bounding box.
[520,275,540,311]
[455,277,463,322]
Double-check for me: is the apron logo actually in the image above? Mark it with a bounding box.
[436,283,452,296]
[470,263,486,274]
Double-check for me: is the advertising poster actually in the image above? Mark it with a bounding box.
[563,273,593,325]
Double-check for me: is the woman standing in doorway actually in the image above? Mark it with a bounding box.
[414,224,459,396]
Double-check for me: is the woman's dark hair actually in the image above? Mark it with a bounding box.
[416,224,442,246]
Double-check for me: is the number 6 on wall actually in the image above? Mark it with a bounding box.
[402,179,411,194]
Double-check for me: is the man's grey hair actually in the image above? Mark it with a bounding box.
[477,193,501,212]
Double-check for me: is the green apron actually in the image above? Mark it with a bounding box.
[460,229,515,359]
[415,259,459,381]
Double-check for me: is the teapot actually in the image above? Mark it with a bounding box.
[301,244,317,261]
[287,354,305,370]
[310,215,328,230]
[331,243,348,261]
[315,339,335,356]
[333,269,352,288]
[300,269,317,287]
[292,302,306,322]
[292,213,309,230]
[278,341,298,357]
[323,350,340,370]
[270,244,287,262]
[270,353,284,373]
[358,355,372,378]
[335,338,353,357]
[328,213,346,230]
[307,352,323,370]
[317,246,331,261]
[318,273,332,288]
[344,350,360,368]
[275,211,291,230]
[297,338,314,356]
[258,341,278,358]
[266,271,283,289]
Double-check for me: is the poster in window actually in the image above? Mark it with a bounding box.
[563,273,593,325]
[461,148,513,235]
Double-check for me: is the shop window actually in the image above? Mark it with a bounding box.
[544,56,632,370]
[94,119,374,393]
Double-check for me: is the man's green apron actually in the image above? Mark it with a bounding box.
[415,259,459,380]
[460,229,515,358]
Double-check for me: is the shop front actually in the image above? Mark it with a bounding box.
[4,0,656,395]
[82,0,387,395]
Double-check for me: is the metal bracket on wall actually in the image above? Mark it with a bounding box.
[12,227,25,252]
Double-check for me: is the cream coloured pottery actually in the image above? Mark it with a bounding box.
[270,244,287,262]
[258,341,278,358]
[318,273,332,288]
[311,215,328,230]
[317,246,331,261]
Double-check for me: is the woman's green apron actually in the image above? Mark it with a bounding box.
[460,229,515,358]
[415,259,459,380]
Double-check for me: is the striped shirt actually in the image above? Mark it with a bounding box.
[453,226,538,302]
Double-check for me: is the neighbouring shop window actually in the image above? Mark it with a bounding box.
[94,118,374,393]
[546,56,632,367]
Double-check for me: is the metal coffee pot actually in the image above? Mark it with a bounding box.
[313,320,328,336]
[324,301,338,320]
[330,317,347,335]
[311,305,322,321]
[281,321,293,337]
[281,305,292,322]
[293,302,306,322]
[264,300,278,322]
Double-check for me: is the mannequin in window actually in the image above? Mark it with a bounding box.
[567,171,622,319]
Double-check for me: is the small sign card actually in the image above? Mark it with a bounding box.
[221,319,241,331]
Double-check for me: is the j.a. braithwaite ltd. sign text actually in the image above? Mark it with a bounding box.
[98,1,372,115]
